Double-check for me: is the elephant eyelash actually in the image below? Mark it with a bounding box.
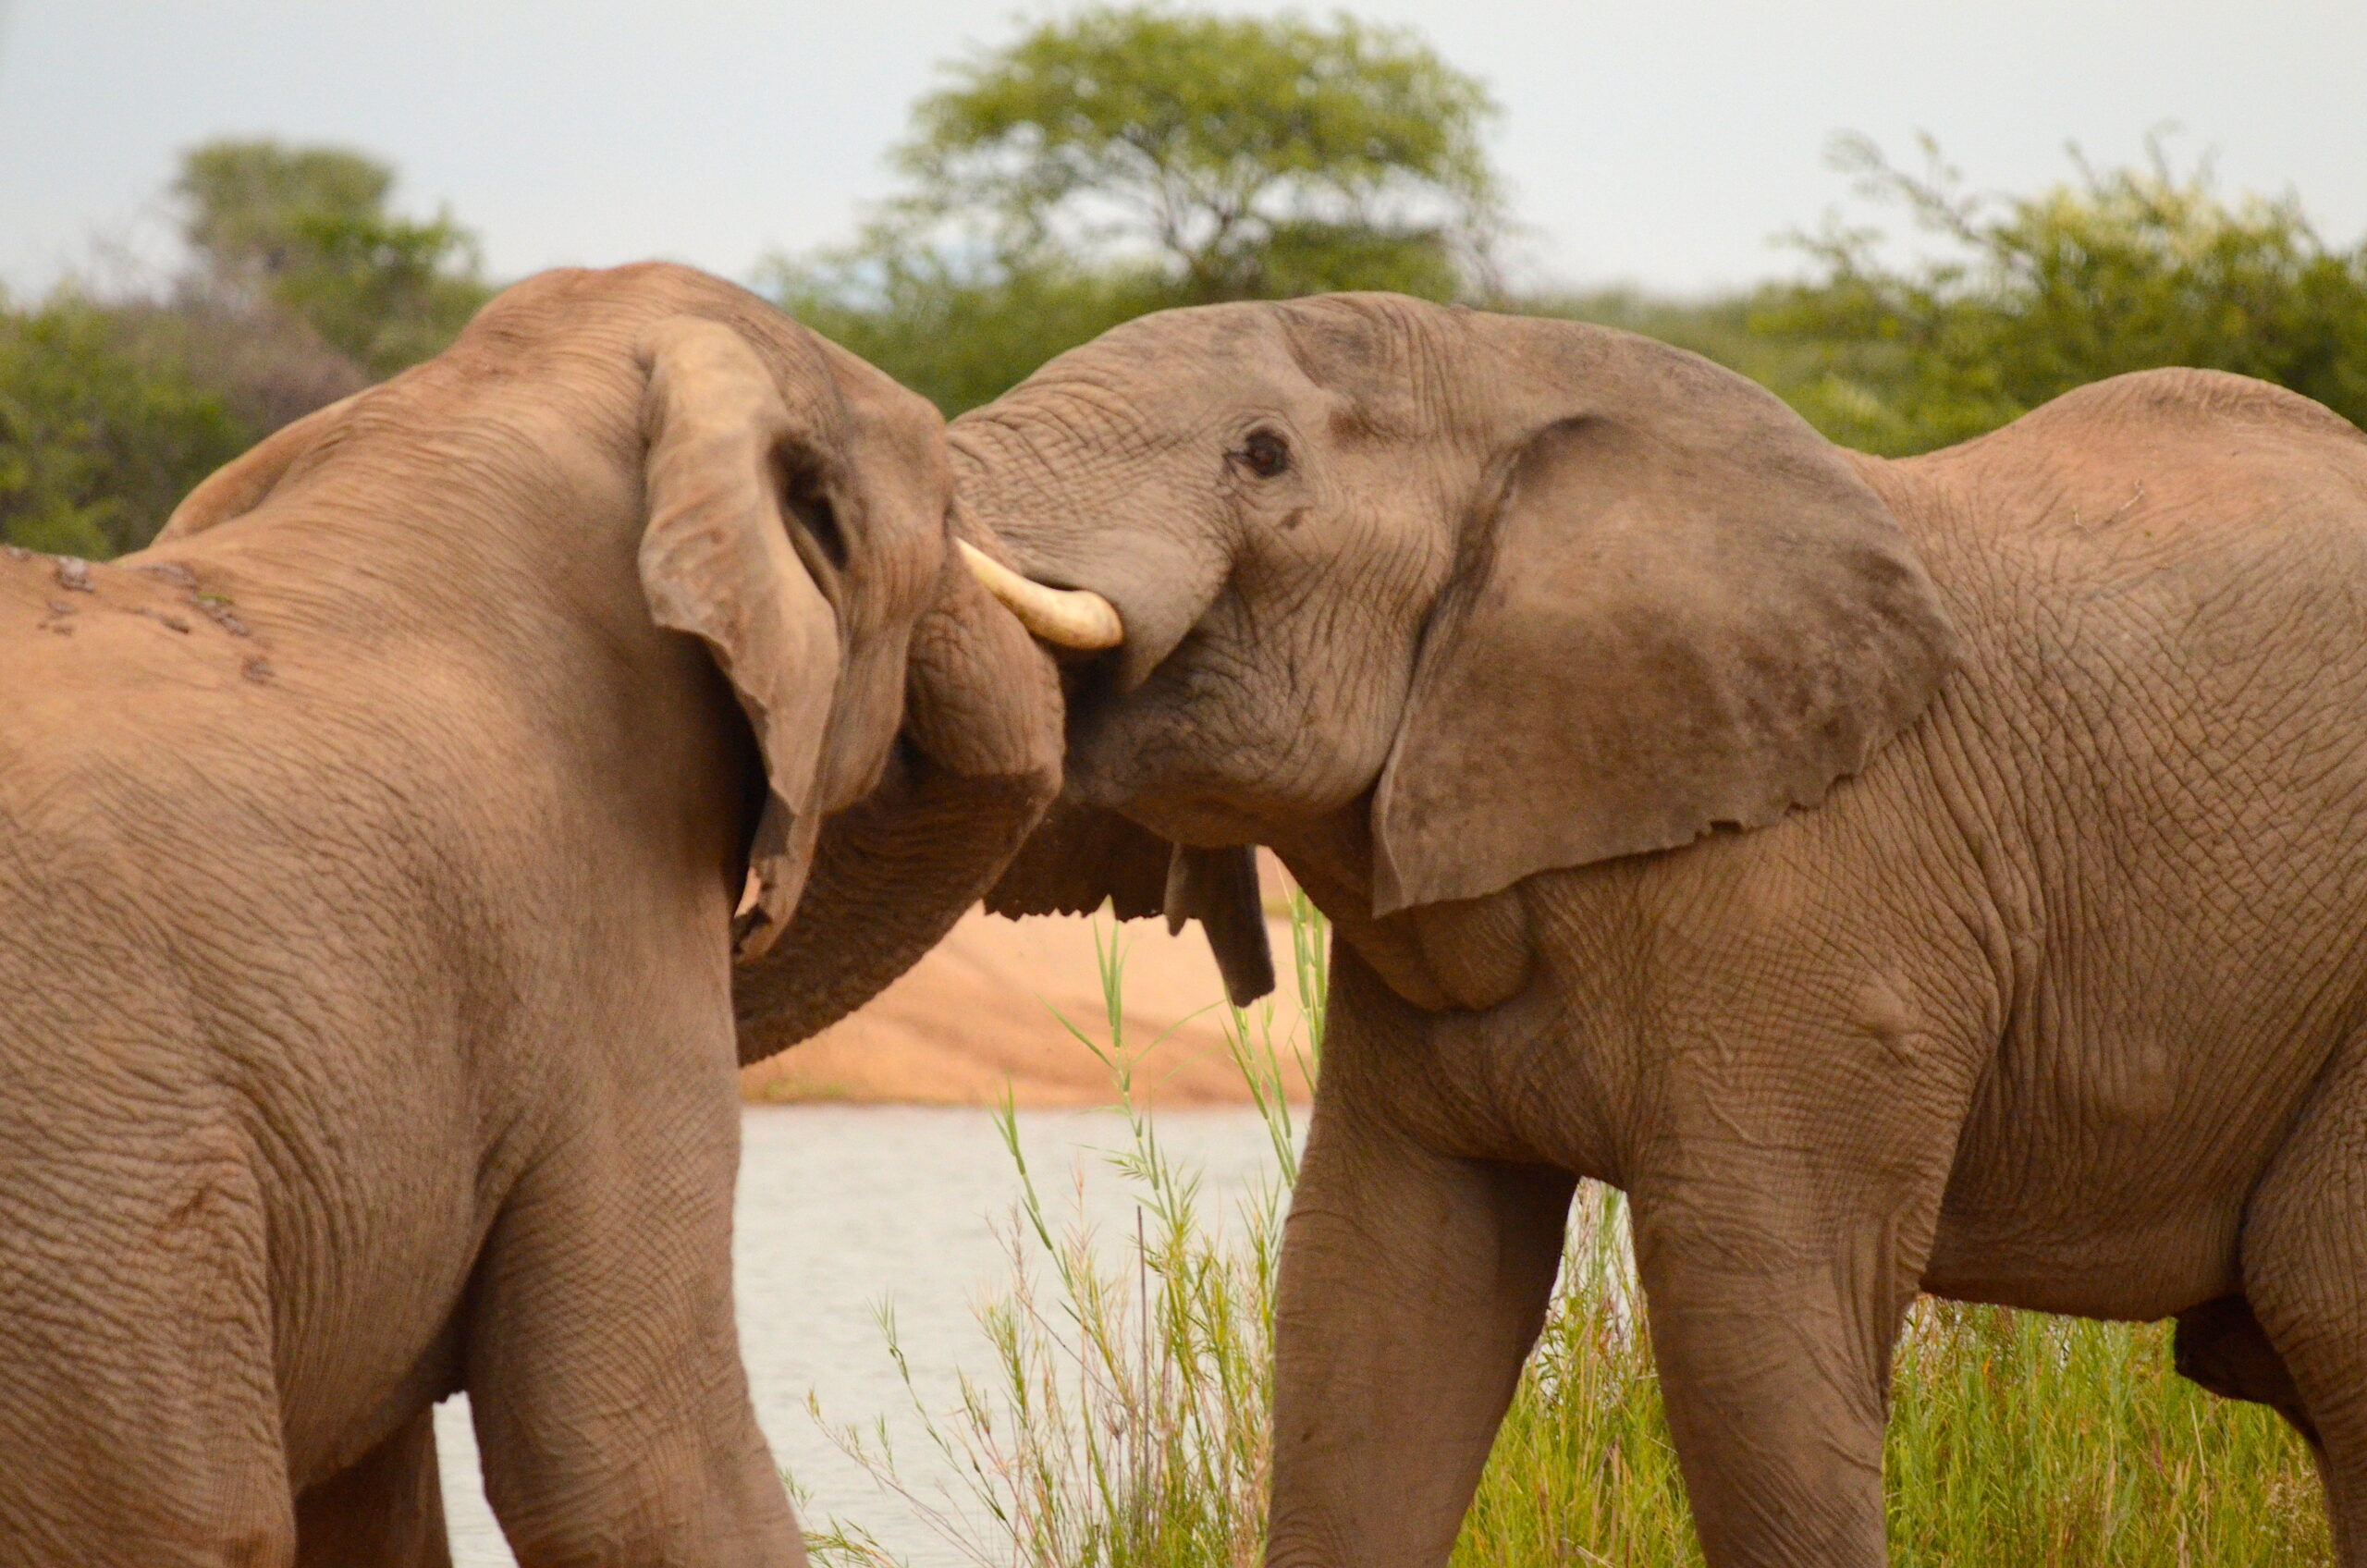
[1231,429,1291,479]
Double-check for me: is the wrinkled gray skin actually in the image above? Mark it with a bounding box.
[958,291,2367,1567]
[0,263,1059,1566]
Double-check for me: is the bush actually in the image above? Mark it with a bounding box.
[767,251,1180,418]
[0,297,256,557]
[1754,136,2367,454]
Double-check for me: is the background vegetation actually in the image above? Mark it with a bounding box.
[9,5,2364,557]
[1,138,486,556]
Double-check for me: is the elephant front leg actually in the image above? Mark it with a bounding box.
[1629,1187,1924,1568]
[1264,1099,1575,1568]
[463,1039,803,1568]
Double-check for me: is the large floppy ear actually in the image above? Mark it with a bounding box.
[1371,329,1957,914]
[636,315,840,961]
[730,530,1066,1061]
[155,390,368,540]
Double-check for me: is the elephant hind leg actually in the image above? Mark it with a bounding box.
[294,1406,450,1568]
[2239,1048,2367,1563]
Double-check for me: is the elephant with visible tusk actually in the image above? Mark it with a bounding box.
[0,263,1101,1566]
[951,290,2367,1567]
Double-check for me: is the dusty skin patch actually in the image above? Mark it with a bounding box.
[5,551,274,675]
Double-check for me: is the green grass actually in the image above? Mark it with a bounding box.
[1465,1208,2327,1567]
[804,896,2328,1566]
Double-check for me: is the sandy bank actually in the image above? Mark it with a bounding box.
[739,908,1317,1107]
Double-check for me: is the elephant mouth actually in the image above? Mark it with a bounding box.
[1051,648,1260,851]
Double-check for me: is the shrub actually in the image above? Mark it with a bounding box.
[1755,135,2367,454]
[0,296,256,557]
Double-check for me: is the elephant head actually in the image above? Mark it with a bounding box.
[159,262,1063,1060]
[954,293,1956,1010]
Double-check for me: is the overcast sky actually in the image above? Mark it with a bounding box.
[4,1,2362,299]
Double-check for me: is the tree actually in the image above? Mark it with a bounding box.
[767,6,1504,413]
[896,6,1500,301]
[177,141,395,289]
[0,138,476,557]
[175,138,491,375]
[1757,135,2367,453]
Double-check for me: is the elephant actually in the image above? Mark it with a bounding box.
[0,262,1073,1566]
[947,291,2367,1566]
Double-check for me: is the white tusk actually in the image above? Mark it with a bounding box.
[956,539,1124,650]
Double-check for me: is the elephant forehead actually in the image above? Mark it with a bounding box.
[949,392,1222,531]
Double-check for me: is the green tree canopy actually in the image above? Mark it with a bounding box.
[767,6,1505,413]
[175,138,491,375]
[177,142,395,287]
[1757,135,2367,453]
[897,6,1500,301]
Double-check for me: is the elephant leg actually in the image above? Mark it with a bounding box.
[1263,1093,1575,1568]
[461,1046,803,1568]
[1627,1187,1926,1568]
[2235,1048,2367,1564]
[0,1117,296,1565]
[294,1406,450,1568]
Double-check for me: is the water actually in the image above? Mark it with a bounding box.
[436,1103,1289,1567]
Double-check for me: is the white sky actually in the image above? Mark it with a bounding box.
[4,1,2363,299]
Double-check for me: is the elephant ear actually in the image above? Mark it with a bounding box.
[636,315,841,961]
[1371,333,1956,914]
[730,539,1065,1062]
[987,805,1275,1007]
[156,390,369,540]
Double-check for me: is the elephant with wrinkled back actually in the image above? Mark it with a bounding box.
[949,291,2367,1566]
[0,263,1084,1565]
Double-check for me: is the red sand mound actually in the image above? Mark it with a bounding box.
[738,909,1317,1107]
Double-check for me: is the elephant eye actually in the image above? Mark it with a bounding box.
[1234,429,1291,479]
